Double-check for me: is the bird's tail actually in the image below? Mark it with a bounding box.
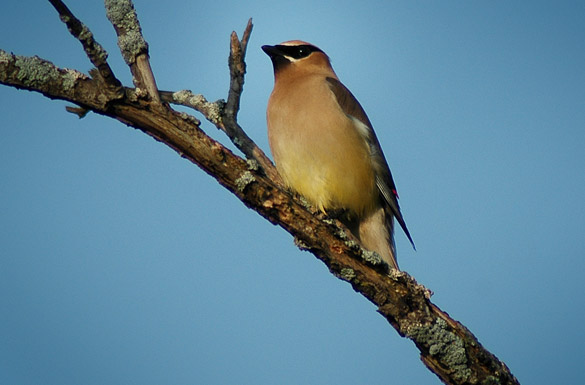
[355,207,399,270]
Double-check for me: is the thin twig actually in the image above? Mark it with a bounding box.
[160,90,223,126]
[65,105,90,118]
[219,19,281,182]
[224,18,251,120]
[240,18,253,55]
[48,0,123,95]
[104,0,161,104]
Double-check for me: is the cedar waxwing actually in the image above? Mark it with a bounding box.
[262,40,414,270]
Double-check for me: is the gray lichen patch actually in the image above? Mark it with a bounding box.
[298,195,313,211]
[337,268,356,282]
[246,159,259,171]
[204,100,225,125]
[105,0,148,64]
[14,56,60,89]
[172,90,224,125]
[0,49,13,64]
[322,217,336,226]
[173,89,200,104]
[361,249,382,265]
[58,14,71,24]
[235,171,256,192]
[105,0,141,30]
[406,318,471,382]
[293,236,310,251]
[343,238,359,249]
[79,26,109,63]
[177,112,200,126]
[118,31,148,64]
[78,24,93,42]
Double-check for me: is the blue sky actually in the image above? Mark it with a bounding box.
[1,1,584,384]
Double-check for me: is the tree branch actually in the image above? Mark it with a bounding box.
[48,0,123,96]
[0,2,519,384]
[104,0,161,105]
[221,18,281,182]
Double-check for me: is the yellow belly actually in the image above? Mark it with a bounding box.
[277,144,376,216]
[268,82,377,216]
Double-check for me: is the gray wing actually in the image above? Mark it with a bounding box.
[326,77,414,248]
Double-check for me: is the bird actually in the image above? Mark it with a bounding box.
[262,40,414,270]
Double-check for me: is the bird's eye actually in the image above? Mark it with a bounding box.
[275,44,321,61]
[294,45,312,59]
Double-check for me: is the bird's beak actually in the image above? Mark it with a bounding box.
[261,45,282,58]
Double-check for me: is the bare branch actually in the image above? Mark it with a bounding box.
[160,86,280,182]
[65,105,90,118]
[48,0,122,95]
[0,50,118,110]
[240,18,253,55]
[104,0,161,104]
[225,18,252,120]
[218,19,281,182]
[160,90,222,127]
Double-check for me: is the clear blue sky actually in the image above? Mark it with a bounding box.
[1,1,584,384]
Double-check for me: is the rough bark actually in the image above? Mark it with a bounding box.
[0,1,519,384]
